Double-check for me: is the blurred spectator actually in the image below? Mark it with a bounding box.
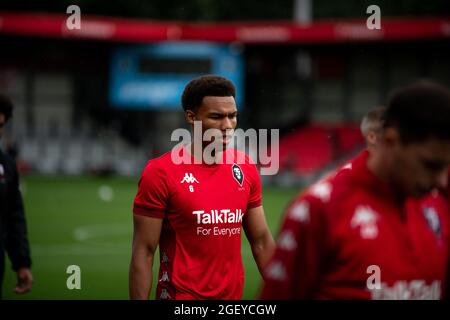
[360,106,385,153]
[0,93,33,299]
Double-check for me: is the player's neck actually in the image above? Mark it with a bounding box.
[188,141,225,165]
[367,150,408,204]
[366,150,390,183]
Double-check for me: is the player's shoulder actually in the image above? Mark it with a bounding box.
[303,162,354,204]
[227,148,258,169]
[310,150,371,203]
[141,150,176,176]
[228,148,254,162]
[283,160,357,225]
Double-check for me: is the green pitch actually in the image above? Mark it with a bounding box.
[2,175,298,300]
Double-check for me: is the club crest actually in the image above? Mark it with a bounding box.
[423,207,441,238]
[232,164,244,186]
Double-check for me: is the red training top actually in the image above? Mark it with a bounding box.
[134,146,262,299]
[261,150,450,300]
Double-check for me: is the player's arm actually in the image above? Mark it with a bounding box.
[129,161,170,300]
[260,195,329,299]
[243,161,275,276]
[129,215,162,300]
[243,205,275,276]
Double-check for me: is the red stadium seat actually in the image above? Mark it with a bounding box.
[278,123,364,176]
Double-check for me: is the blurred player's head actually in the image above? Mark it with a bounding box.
[361,106,385,152]
[379,80,450,198]
[182,75,237,147]
[0,93,14,139]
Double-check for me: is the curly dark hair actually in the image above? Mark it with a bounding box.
[0,93,13,122]
[181,75,236,112]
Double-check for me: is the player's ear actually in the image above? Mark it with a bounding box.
[367,131,376,146]
[383,127,400,147]
[185,110,196,125]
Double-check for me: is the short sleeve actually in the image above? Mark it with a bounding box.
[247,163,262,211]
[133,161,171,219]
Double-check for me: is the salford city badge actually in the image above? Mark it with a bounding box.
[423,207,441,238]
[232,164,244,186]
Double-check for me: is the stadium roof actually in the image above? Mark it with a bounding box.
[0,12,449,44]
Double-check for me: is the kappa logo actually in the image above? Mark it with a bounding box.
[351,206,379,239]
[160,271,170,282]
[277,230,297,251]
[180,173,199,184]
[232,163,244,186]
[160,289,171,300]
[265,261,287,281]
[310,181,332,202]
[289,201,309,223]
[161,252,169,264]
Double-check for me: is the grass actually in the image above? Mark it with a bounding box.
[2,175,298,300]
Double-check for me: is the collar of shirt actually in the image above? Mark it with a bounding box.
[179,144,234,168]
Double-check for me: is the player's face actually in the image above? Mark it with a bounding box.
[188,96,237,146]
[391,137,450,198]
[0,113,5,139]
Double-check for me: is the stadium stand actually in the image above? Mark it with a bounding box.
[279,123,364,178]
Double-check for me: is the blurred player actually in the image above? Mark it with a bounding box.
[261,81,450,299]
[129,75,275,300]
[0,94,33,299]
[360,106,385,152]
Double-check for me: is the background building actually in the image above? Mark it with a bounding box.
[0,0,449,299]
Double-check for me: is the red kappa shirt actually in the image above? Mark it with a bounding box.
[134,146,262,299]
[261,150,450,299]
